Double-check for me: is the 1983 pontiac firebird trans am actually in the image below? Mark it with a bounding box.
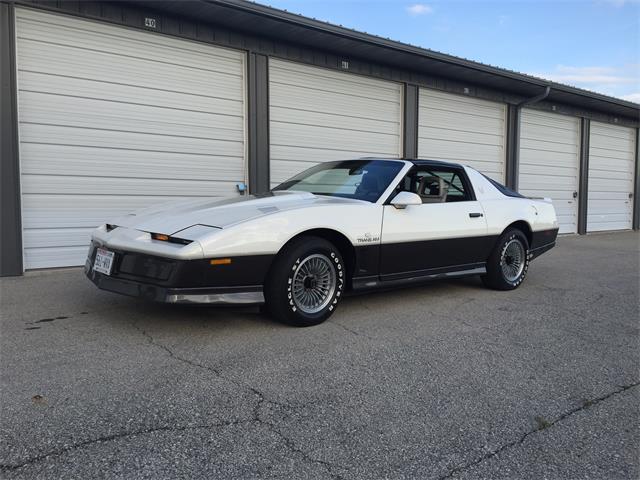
[86,159,558,327]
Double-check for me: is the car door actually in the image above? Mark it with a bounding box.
[380,166,490,278]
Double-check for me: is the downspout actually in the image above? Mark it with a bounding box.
[507,85,551,190]
[517,85,551,107]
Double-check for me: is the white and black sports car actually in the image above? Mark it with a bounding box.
[86,158,558,326]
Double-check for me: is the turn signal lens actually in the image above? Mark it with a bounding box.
[152,233,170,241]
[210,258,232,266]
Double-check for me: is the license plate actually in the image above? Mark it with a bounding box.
[93,248,115,275]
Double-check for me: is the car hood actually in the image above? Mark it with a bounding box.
[110,191,367,235]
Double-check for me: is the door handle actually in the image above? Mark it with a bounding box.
[469,212,483,218]
[573,191,578,199]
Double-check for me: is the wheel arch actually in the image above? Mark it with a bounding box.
[503,220,533,246]
[273,228,357,285]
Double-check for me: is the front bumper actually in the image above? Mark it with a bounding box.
[86,270,264,304]
[85,242,269,305]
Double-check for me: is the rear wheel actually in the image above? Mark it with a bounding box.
[482,228,530,290]
[265,236,345,327]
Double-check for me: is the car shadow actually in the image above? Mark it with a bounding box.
[94,275,487,333]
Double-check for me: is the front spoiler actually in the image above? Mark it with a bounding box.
[86,269,264,305]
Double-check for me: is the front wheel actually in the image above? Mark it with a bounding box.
[482,228,530,290]
[265,236,345,327]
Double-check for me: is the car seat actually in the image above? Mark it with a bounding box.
[417,176,448,203]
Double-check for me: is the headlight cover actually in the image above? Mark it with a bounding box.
[172,224,221,241]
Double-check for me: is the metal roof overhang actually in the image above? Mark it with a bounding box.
[135,0,639,121]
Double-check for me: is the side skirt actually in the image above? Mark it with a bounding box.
[529,241,556,260]
[351,264,486,292]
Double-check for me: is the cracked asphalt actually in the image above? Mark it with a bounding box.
[1,231,638,479]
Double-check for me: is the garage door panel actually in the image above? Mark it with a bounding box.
[518,109,580,234]
[519,152,578,169]
[589,148,635,162]
[270,144,394,163]
[521,111,579,132]
[421,90,505,119]
[17,9,241,60]
[271,123,400,154]
[588,200,633,213]
[270,60,400,97]
[16,8,246,269]
[22,174,239,197]
[22,195,227,247]
[519,162,578,177]
[588,160,634,174]
[520,138,578,155]
[24,247,93,270]
[588,121,635,232]
[518,174,579,190]
[418,88,506,182]
[20,123,243,157]
[269,59,402,184]
[587,168,634,182]
[18,39,243,98]
[24,228,94,249]
[19,92,244,141]
[419,111,504,134]
[21,195,214,229]
[588,191,633,201]
[417,138,504,164]
[269,83,401,120]
[20,144,243,181]
[418,126,503,147]
[18,18,242,74]
[270,106,399,136]
[19,72,242,116]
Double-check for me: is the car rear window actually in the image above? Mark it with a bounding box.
[482,174,524,198]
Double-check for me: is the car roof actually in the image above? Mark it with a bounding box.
[359,157,462,169]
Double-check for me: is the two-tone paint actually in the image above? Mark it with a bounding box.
[86,159,559,304]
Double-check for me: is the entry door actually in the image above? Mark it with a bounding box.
[380,168,489,277]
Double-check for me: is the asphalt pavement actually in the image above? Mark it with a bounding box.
[1,232,638,479]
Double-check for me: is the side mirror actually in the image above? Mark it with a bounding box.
[390,191,422,209]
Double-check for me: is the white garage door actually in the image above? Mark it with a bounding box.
[15,8,246,269]
[269,59,403,186]
[418,89,506,182]
[518,109,580,234]
[588,121,636,232]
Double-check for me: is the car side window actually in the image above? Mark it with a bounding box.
[396,167,472,203]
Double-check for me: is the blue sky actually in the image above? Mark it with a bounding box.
[263,0,640,102]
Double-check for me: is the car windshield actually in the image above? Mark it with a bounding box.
[273,160,404,202]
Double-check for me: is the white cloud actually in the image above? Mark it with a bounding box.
[531,65,638,86]
[598,0,638,6]
[406,4,433,16]
[530,64,640,100]
[621,92,640,103]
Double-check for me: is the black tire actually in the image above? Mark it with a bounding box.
[265,236,346,327]
[482,228,530,290]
